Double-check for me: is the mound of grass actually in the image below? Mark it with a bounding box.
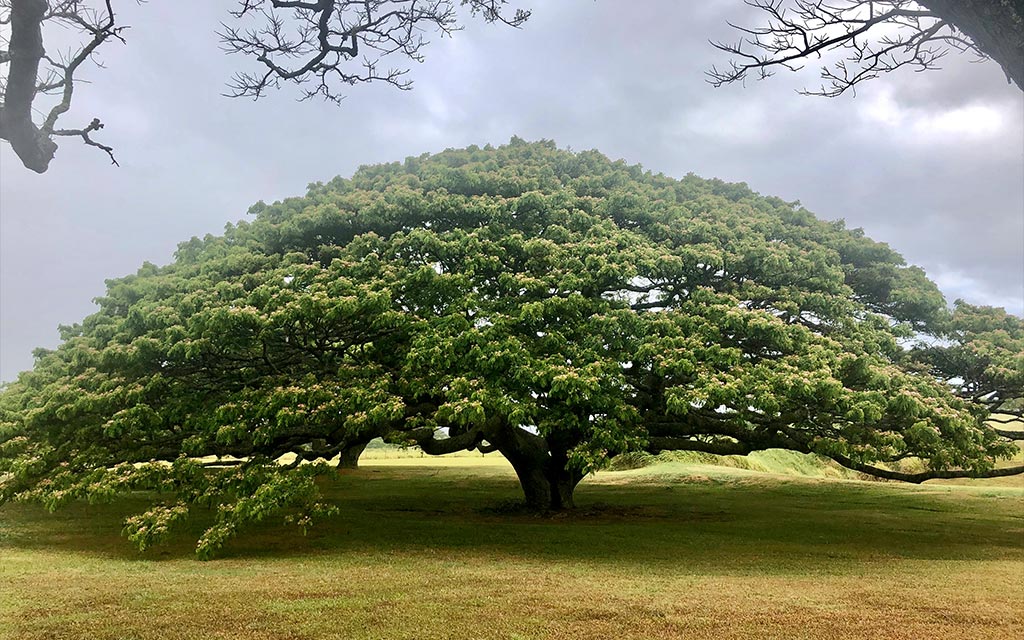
[607,449,863,479]
[607,442,1024,486]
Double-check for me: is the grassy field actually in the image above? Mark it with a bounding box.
[1,454,1022,640]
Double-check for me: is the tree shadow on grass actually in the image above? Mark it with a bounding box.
[2,466,1022,571]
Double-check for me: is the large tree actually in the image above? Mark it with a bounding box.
[1,140,1021,557]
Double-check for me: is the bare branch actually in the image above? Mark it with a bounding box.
[0,0,126,172]
[53,116,117,165]
[709,0,1021,96]
[2,0,529,172]
[220,0,529,103]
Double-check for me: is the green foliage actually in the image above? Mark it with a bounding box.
[1,139,1019,555]
[911,302,1024,415]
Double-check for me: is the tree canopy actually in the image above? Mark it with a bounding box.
[1,139,1021,558]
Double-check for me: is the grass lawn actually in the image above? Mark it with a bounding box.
[1,455,1022,640]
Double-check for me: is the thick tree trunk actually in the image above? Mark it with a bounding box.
[511,461,582,511]
[401,416,585,510]
[512,462,555,510]
[336,441,368,469]
[548,464,583,510]
[493,427,583,511]
[922,0,1024,89]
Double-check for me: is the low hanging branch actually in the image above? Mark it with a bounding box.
[828,453,1024,483]
[708,0,1024,96]
[648,428,1024,483]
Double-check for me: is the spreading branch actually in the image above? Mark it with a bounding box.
[220,0,529,103]
[1,0,527,172]
[709,1,1023,96]
[829,453,1024,482]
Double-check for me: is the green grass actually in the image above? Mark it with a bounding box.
[1,458,1022,639]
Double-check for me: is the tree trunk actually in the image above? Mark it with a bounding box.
[336,441,368,469]
[493,427,582,511]
[512,461,555,511]
[548,463,583,510]
[402,417,585,510]
[513,461,582,511]
[2,0,57,173]
[922,0,1024,89]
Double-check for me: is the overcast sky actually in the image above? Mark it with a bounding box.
[1,0,1022,382]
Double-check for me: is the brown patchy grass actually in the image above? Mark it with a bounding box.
[1,461,1022,640]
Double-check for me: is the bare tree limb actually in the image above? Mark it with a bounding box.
[709,1,1023,96]
[0,0,126,173]
[53,116,117,165]
[1,0,528,172]
[220,0,529,104]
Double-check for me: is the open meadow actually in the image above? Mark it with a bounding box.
[1,451,1022,640]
